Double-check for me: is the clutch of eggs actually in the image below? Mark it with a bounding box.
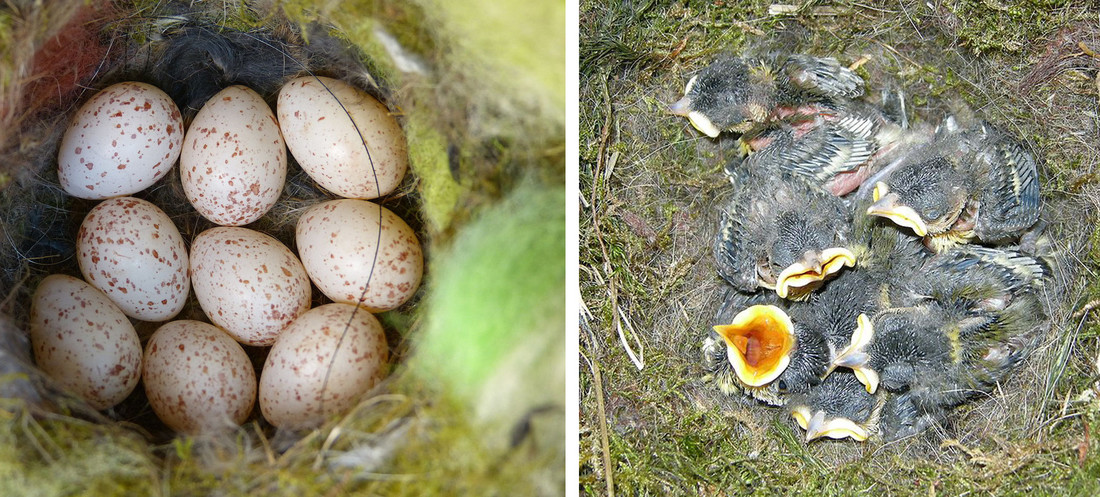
[32,76,421,432]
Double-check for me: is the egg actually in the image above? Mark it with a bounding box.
[189,227,311,346]
[277,76,408,199]
[76,197,189,321]
[295,199,423,311]
[258,303,389,429]
[180,85,287,226]
[28,274,142,410]
[143,320,256,434]
[57,81,183,200]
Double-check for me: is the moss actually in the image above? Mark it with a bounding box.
[402,112,464,234]
[0,402,160,497]
[944,0,1073,54]
[581,0,1100,494]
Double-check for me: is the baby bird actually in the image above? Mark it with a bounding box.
[703,289,787,400]
[714,152,855,300]
[704,266,891,406]
[670,54,864,137]
[789,371,881,442]
[865,120,1040,252]
[705,300,798,406]
[828,246,1047,415]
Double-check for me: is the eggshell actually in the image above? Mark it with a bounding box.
[277,76,407,199]
[57,82,183,199]
[258,303,389,429]
[76,197,189,321]
[143,320,256,434]
[295,199,422,311]
[29,274,142,410]
[190,227,311,346]
[181,85,287,226]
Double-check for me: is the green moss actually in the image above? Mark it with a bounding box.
[0,402,160,497]
[581,0,1100,494]
[946,0,1071,54]
[409,0,565,128]
[413,181,565,415]
[402,112,463,234]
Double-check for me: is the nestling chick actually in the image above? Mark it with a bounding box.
[704,269,889,406]
[703,289,785,400]
[866,120,1040,252]
[706,301,797,405]
[671,54,864,137]
[789,370,882,442]
[714,155,855,299]
[827,246,1047,441]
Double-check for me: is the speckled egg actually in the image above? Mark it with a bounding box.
[258,303,389,429]
[143,320,256,434]
[29,274,142,410]
[277,76,407,199]
[190,227,311,346]
[181,85,287,226]
[57,82,183,200]
[76,197,189,321]
[295,199,422,311]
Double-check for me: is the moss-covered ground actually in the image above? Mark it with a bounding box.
[579,1,1100,495]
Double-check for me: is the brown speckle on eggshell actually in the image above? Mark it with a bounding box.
[277,76,408,199]
[57,82,183,200]
[190,227,311,346]
[181,85,287,226]
[76,197,189,321]
[295,199,423,311]
[142,320,257,434]
[258,303,389,429]
[29,274,142,410]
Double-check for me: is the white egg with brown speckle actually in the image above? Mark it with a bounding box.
[190,227,311,346]
[76,197,189,321]
[29,274,142,410]
[258,303,389,429]
[277,76,407,199]
[296,199,422,311]
[181,85,287,226]
[58,82,183,199]
[143,320,256,434]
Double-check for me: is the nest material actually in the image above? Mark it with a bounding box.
[580,1,1100,493]
[0,1,565,495]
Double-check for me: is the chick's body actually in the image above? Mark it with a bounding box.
[715,145,855,299]
[867,120,1040,252]
[789,370,881,441]
[672,54,864,137]
[831,246,1048,439]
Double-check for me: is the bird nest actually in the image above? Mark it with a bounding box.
[580,2,1100,494]
[0,1,564,495]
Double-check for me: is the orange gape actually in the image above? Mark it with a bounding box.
[731,314,787,371]
[714,304,795,387]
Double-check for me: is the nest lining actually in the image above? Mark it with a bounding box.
[0,0,428,469]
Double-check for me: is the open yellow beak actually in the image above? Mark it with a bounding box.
[775,248,856,299]
[805,410,869,442]
[712,305,795,387]
[867,182,928,237]
[827,313,880,394]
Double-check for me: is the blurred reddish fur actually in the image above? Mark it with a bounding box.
[20,3,120,118]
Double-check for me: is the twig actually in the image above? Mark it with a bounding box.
[1078,42,1100,60]
[590,71,644,370]
[1072,298,1100,319]
[616,304,645,370]
[1079,416,1090,467]
[581,350,615,497]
